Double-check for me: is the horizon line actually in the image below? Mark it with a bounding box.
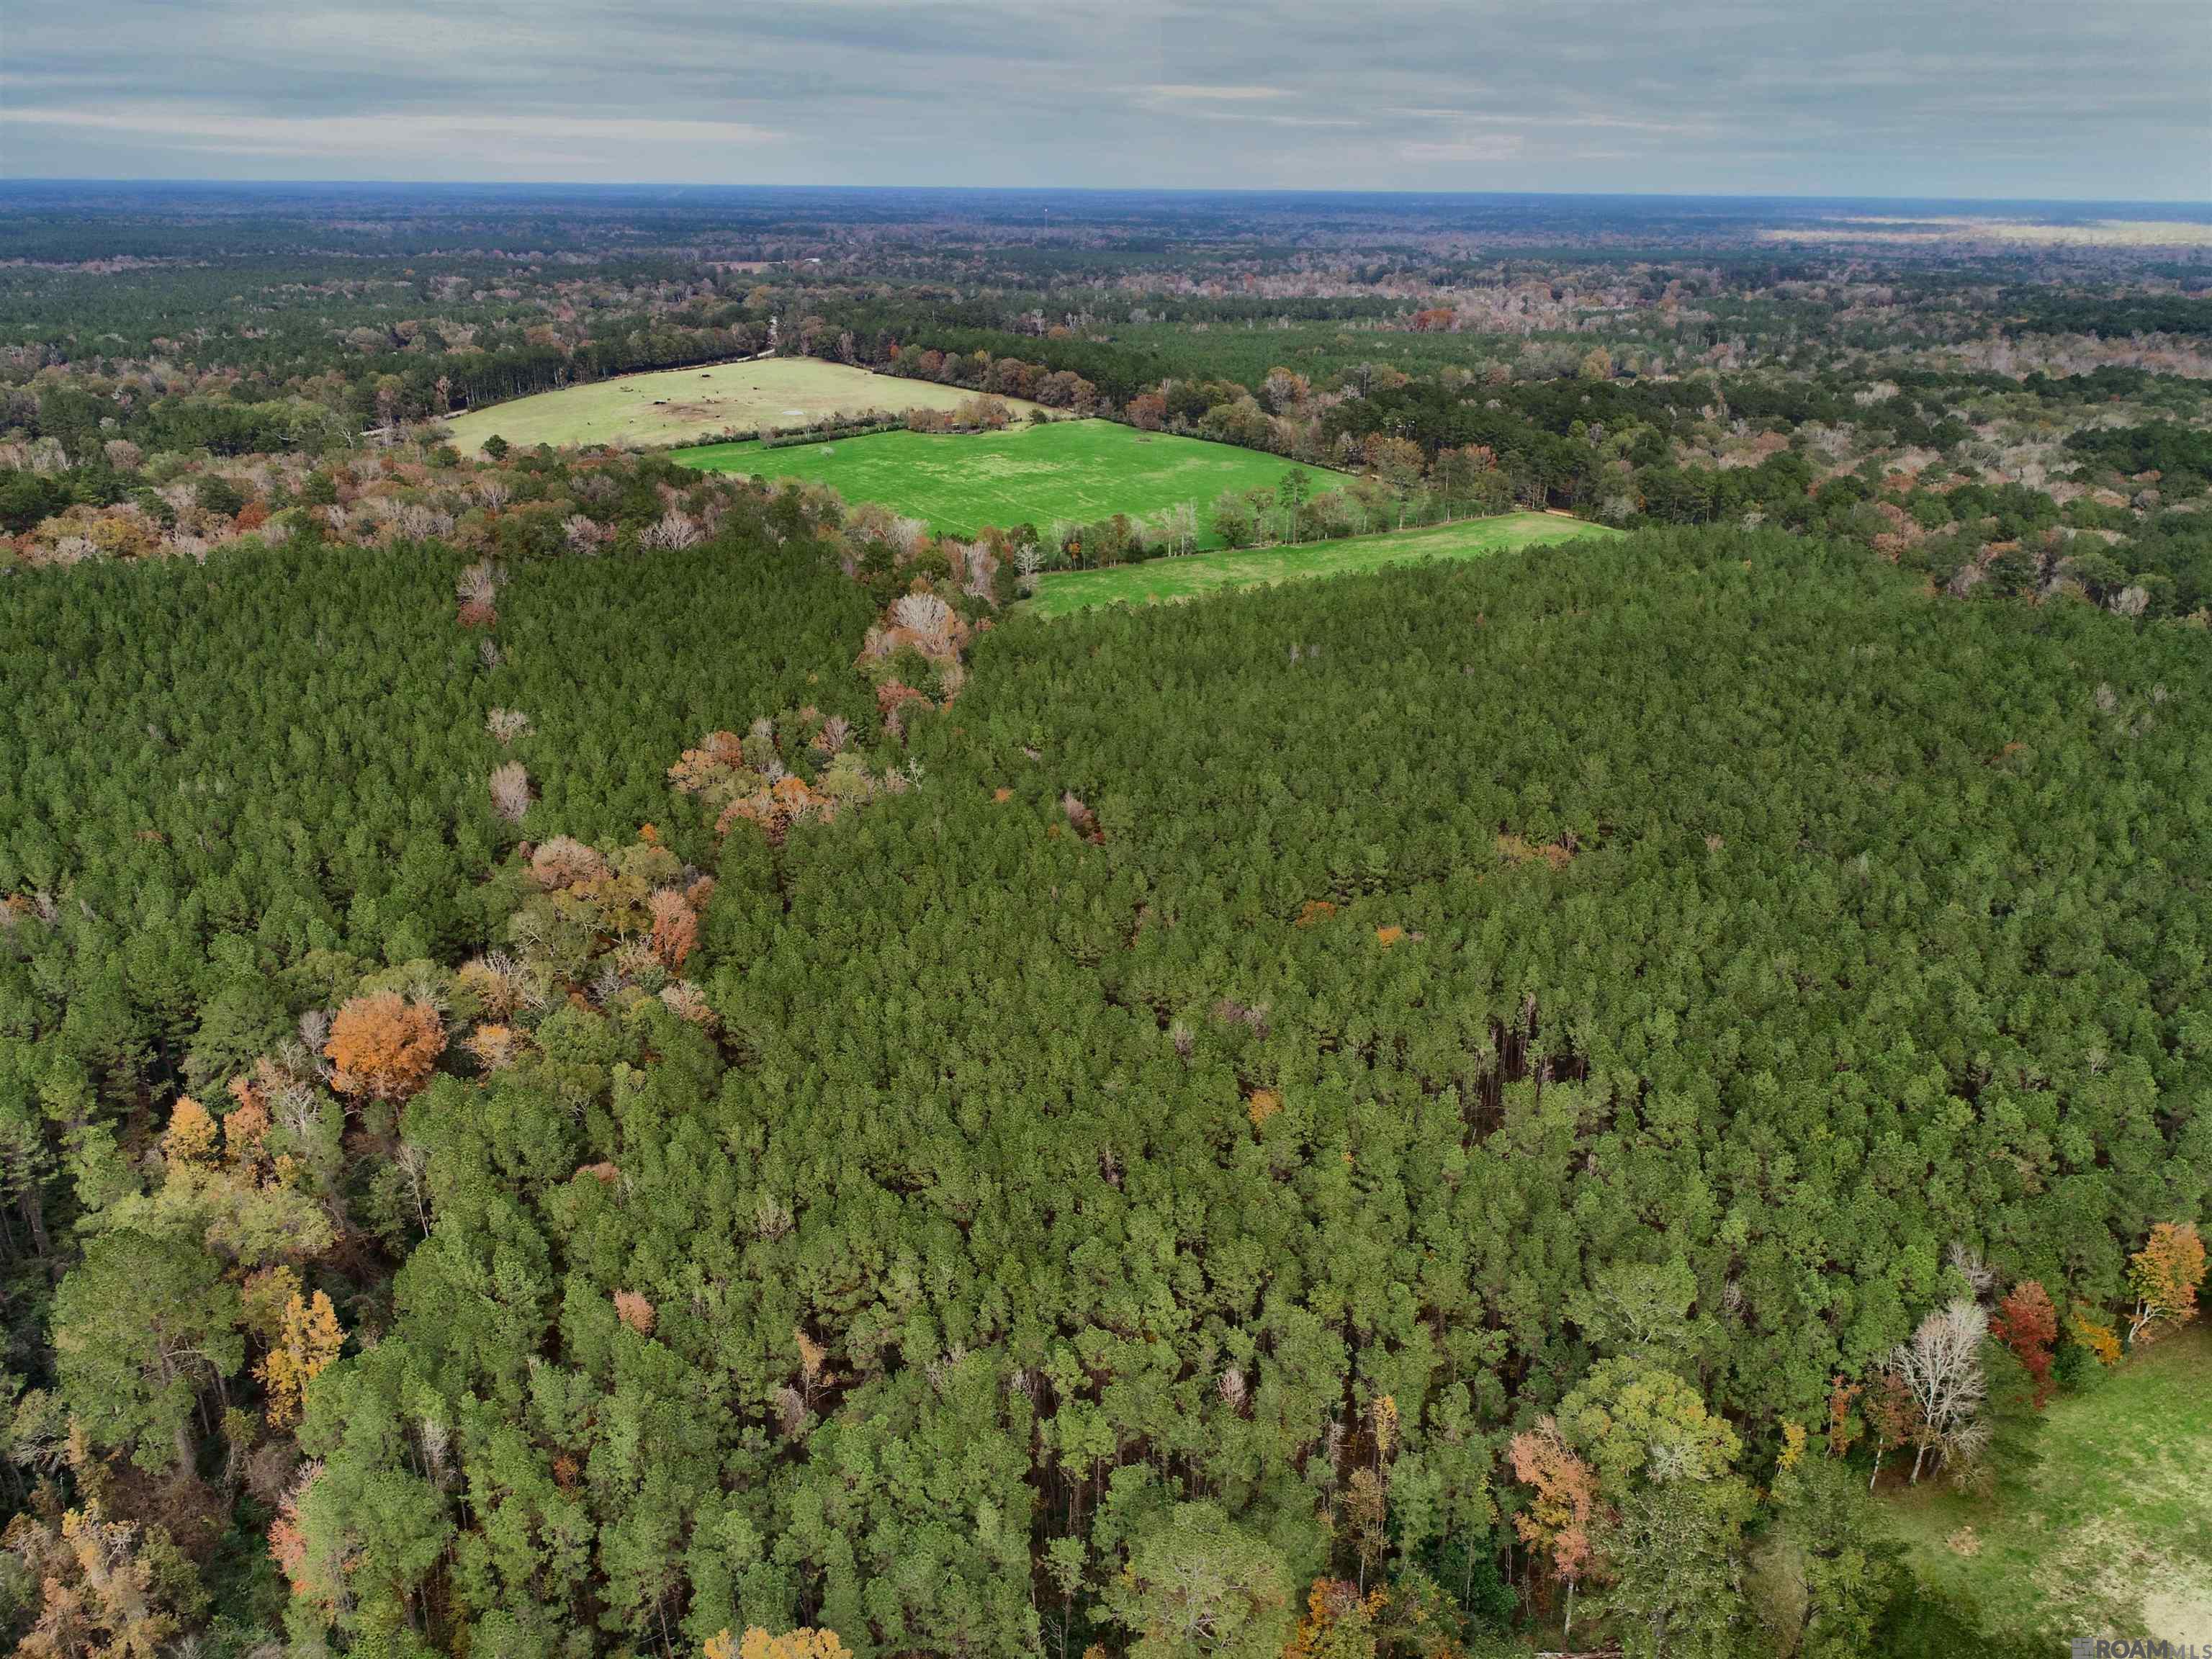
[4,176,2210,210]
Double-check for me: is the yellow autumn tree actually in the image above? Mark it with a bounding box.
[161,1096,219,1165]
[2070,1304,2122,1367]
[256,1289,344,1429]
[704,1629,852,1659]
[2127,1221,2206,1345]
[1283,1578,1385,1659]
[12,1503,180,1658]
[1370,1394,1399,1463]
[1777,1420,1809,1470]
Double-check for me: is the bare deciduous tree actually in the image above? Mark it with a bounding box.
[1946,1242,1995,1296]
[641,510,701,551]
[954,541,999,600]
[1890,1300,1989,1484]
[889,516,930,560]
[562,514,605,555]
[485,708,534,747]
[488,761,532,824]
[457,560,501,606]
[890,590,953,644]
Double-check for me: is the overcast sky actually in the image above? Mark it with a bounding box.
[4,0,2207,200]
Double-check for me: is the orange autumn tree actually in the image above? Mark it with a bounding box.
[1508,1416,1601,1639]
[267,1462,341,1614]
[2127,1221,2206,1346]
[649,887,699,969]
[1824,1375,1862,1459]
[325,993,446,1102]
[1991,1280,2059,1406]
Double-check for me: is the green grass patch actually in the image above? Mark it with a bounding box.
[443,358,1042,454]
[675,418,1340,545]
[1882,1326,2212,1645]
[1022,512,1620,617]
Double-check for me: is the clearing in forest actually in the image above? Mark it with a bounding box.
[441,358,1043,453]
[675,418,1341,544]
[1883,1325,2212,1645]
[1022,513,1619,617]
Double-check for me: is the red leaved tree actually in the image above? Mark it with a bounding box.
[1991,1280,2059,1407]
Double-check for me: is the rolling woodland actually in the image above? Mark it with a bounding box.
[1,184,2208,1658]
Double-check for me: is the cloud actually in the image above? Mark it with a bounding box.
[9,107,783,156]
[1397,135,1527,164]
[1,0,2206,197]
[1142,84,1293,102]
[2,107,783,176]
[1128,84,1357,127]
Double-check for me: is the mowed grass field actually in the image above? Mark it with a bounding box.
[1023,513,1619,617]
[1883,1325,2212,1645]
[675,419,1341,544]
[443,359,1043,453]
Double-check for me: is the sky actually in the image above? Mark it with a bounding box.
[3,0,2208,201]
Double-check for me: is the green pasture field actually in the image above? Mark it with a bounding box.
[1882,1325,2212,1645]
[442,358,1041,454]
[1114,318,1570,389]
[1022,512,1619,617]
[673,418,1341,544]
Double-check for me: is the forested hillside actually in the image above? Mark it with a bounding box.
[174,529,2212,1654]
[4,185,2209,1658]
[0,484,873,1046]
[0,465,907,1648]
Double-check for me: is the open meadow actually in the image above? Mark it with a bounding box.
[442,357,1040,453]
[1882,1326,2212,1647]
[1023,511,1619,616]
[675,418,1341,544]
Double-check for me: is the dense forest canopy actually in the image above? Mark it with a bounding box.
[1,184,2208,1658]
[292,529,2209,1655]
